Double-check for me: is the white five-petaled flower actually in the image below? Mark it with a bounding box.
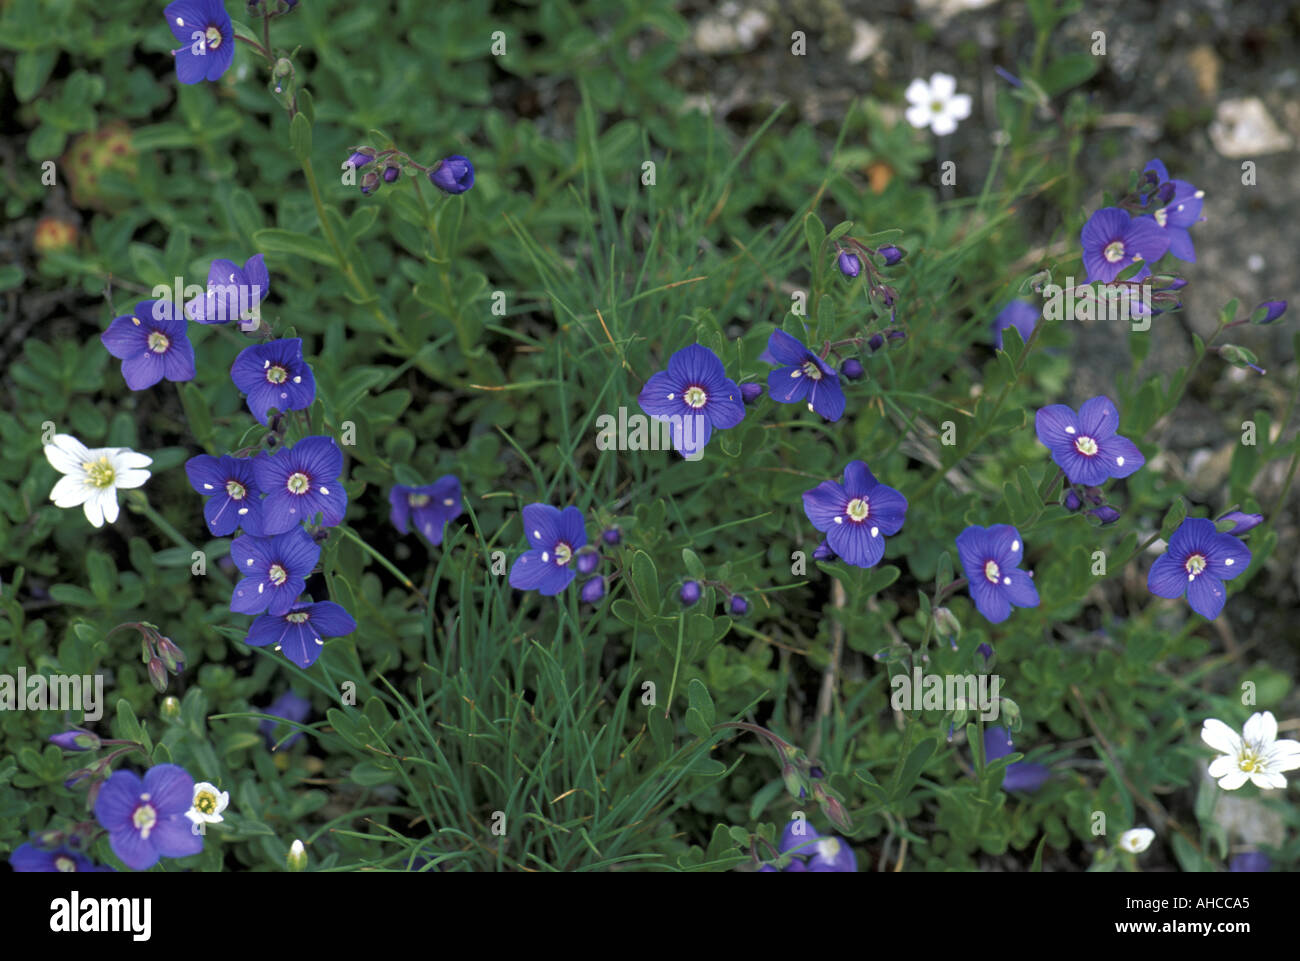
[185,781,230,825]
[1202,711,1300,791]
[1118,827,1155,853]
[44,434,152,528]
[904,72,972,136]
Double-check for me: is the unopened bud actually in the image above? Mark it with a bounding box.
[740,382,764,404]
[287,839,307,871]
[1250,300,1287,325]
[877,244,904,266]
[147,657,168,693]
[156,636,185,674]
[933,606,961,640]
[1216,510,1263,535]
[161,696,182,720]
[1087,505,1121,525]
[50,730,100,752]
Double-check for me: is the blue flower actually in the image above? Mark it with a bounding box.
[230,528,320,616]
[1080,207,1170,284]
[955,524,1039,624]
[185,254,270,325]
[259,690,312,749]
[245,601,356,669]
[1147,517,1251,620]
[637,344,745,459]
[802,460,907,568]
[429,155,474,194]
[101,300,195,391]
[1228,852,1270,872]
[777,820,856,872]
[252,435,347,535]
[992,300,1038,350]
[1139,159,1204,263]
[184,453,265,536]
[9,842,110,873]
[230,338,317,426]
[165,0,235,84]
[1035,396,1144,487]
[762,329,845,421]
[508,504,587,596]
[94,765,203,870]
[390,477,462,546]
[983,727,1051,792]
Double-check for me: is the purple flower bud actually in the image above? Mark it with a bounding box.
[729,595,749,616]
[877,285,897,306]
[601,527,622,546]
[576,551,600,575]
[740,382,764,404]
[886,329,906,342]
[1154,182,1176,205]
[429,155,474,195]
[360,170,381,195]
[840,358,864,381]
[1088,505,1121,525]
[1063,490,1082,512]
[345,150,374,170]
[976,642,994,664]
[64,768,93,790]
[147,657,168,693]
[50,730,100,752]
[580,578,605,604]
[156,635,185,674]
[1217,510,1263,535]
[1083,486,1105,506]
[382,165,401,183]
[877,244,904,266]
[1251,300,1287,325]
[993,65,1022,88]
[867,334,884,352]
[812,540,835,561]
[837,252,861,278]
[679,580,701,606]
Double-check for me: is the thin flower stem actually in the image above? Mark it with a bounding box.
[335,526,426,604]
[124,491,233,591]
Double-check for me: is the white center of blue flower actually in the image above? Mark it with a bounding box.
[408,493,430,507]
[55,856,77,872]
[205,25,222,49]
[266,364,288,385]
[286,472,310,494]
[148,331,170,353]
[800,360,823,381]
[133,802,157,840]
[554,543,573,566]
[1154,208,1168,227]
[286,611,310,624]
[226,479,246,500]
[268,563,287,586]
[983,560,1000,583]
[1104,240,1125,263]
[1185,553,1206,578]
[683,386,708,409]
[846,497,869,522]
[1074,435,1098,456]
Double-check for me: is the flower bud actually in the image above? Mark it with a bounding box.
[1063,489,1082,512]
[579,578,605,604]
[999,697,1022,732]
[1216,510,1263,535]
[1250,300,1287,325]
[867,334,884,352]
[1087,505,1121,525]
[812,540,835,561]
[886,329,907,342]
[1219,344,1264,373]
[49,729,100,752]
[345,148,375,170]
[729,595,749,616]
[1083,486,1105,506]
[147,657,168,693]
[601,527,621,546]
[382,165,401,183]
[679,580,701,606]
[429,155,474,195]
[161,696,182,720]
[740,382,764,404]
[840,358,864,381]
[781,763,807,800]
[877,285,897,306]
[933,606,961,640]
[287,839,308,871]
[576,550,600,575]
[837,252,861,278]
[360,170,381,195]
[156,635,185,674]
[877,244,904,266]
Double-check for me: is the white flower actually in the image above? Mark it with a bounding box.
[904,72,972,136]
[1118,827,1155,853]
[287,839,307,871]
[186,782,230,825]
[44,434,151,528]
[1202,711,1300,791]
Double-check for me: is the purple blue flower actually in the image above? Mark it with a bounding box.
[777,821,856,872]
[1140,159,1204,263]
[230,528,320,616]
[1217,510,1263,535]
[992,300,1038,350]
[508,504,586,596]
[101,300,195,391]
[637,344,745,459]
[9,842,109,873]
[1147,517,1251,620]
[1080,207,1170,284]
[185,254,270,325]
[244,601,356,669]
[252,435,347,535]
[429,155,474,194]
[802,460,907,569]
[389,477,462,546]
[580,578,606,603]
[260,690,312,749]
[983,727,1051,792]
[762,329,845,422]
[230,338,317,426]
[1229,852,1270,872]
[184,453,265,536]
[955,524,1039,624]
[1035,396,1144,487]
[165,0,235,85]
[94,764,203,870]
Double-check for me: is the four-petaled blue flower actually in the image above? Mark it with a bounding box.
[253,435,347,535]
[186,254,270,325]
[1080,207,1170,284]
[390,477,462,546]
[509,504,587,595]
[637,344,745,459]
[230,528,320,615]
[983,727,1051,793]
[762,329,846,422]
[101,299,196,391]
[1034,396,1144,487]
[244,601,357,669]
[164,0,235,85]
[184,453,265,536]
[430,155,474,194]
[802,460,907,568]
[1140,159,1204,263]
[1147,517,1251,620]
[992,300,1038,350]
[230,338,317,426]
[776,821,857,872]
[955,524,1039,624]
[94,764,203,870]
[9,842,111,873]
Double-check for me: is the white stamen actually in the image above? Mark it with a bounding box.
[870,527,879,537]
[1011,540,1019,552]
[1116,456,1125,466]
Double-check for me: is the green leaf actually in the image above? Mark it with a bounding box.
[890,736,936,801]
[1160,498,1187,540]
[681,547,705,580]
[251,228,336,267]
[684,707,712,739]
[687,678,715,726]
[629,550,661,616]
[289,112,312,162]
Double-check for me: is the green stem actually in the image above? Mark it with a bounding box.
[125,491,232,591]
[335,526,426,603]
